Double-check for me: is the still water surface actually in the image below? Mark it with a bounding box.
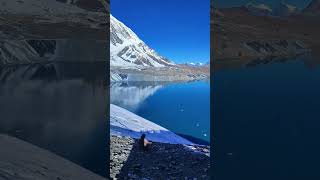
[111,80,210,144]
[0,63,108,177]
[213,56,320,179]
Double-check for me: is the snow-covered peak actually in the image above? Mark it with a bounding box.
[245,3,273,16]
[110,14,142,46]
[186,62,204,66]
[281,2,297,12]
[275,2,299,17]
[110,15,174,68]
[184,61,210,67]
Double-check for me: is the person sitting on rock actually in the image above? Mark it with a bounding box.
[140,134,152,151]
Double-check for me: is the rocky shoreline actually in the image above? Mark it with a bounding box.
[211,4,320,65]
[110,135,210,179]
[110,65,210,82]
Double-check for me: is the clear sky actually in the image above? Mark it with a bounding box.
[214,0,312,9]
[111,0,210,64]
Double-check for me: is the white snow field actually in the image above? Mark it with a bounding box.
[110,104,193,145]
[0,135,104,180]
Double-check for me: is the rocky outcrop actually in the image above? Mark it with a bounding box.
[110,136,210,179]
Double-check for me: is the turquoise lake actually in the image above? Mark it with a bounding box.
[111,80,210,144]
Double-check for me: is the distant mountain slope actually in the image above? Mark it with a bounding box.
[244,2,299,17]
[56,0,106,12]
[110,15,174,68]
[303,0,320,15]
[0,0,108,65]
[275,2,299,17]
[245,3,273,16]
[0,0,107,40]
[212,7,311,63]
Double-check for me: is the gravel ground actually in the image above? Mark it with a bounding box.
[110,135,210,179]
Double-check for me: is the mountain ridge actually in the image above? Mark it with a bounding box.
[243,2,299,17]
[110,15,174,68]
[303,0,320,15]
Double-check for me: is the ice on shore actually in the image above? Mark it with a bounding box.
[110,104,193,145]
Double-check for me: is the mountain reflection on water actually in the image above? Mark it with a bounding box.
[0,62,108,177]
[111,81,210,144]
[110,82,163,111]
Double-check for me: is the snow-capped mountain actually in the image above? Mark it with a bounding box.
[245,3,273,16]
[110,15,174,68]
[303,0,320,16]
[275,2,299,17]
[185,62,209,67]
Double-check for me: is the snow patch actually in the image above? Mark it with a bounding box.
[110,104,193,145]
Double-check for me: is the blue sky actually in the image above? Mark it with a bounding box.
[214,0,312,9]
[111,0,210,64]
